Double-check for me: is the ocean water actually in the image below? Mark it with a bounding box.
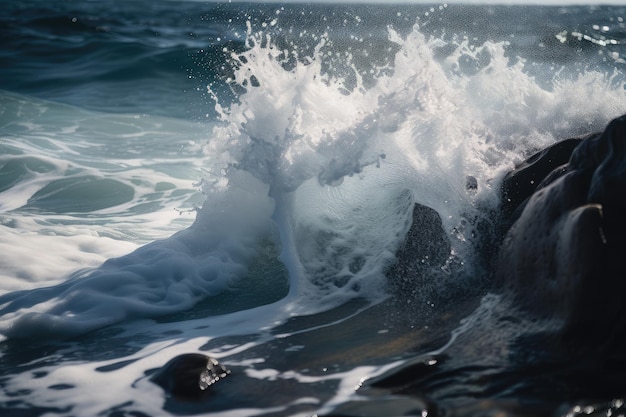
[1,1,625,416]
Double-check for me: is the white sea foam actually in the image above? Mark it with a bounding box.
[202,23,626,312]
[0,22,624,343]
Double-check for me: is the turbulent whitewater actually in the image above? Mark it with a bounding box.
[0,2,625,416]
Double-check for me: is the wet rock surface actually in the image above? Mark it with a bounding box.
[150,353,230,400]
[331,115,626,417]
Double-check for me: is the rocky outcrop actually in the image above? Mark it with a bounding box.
[497,114,626,344]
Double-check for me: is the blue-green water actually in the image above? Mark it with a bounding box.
[0,2,625,416]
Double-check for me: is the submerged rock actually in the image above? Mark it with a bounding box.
[150,353,231,400]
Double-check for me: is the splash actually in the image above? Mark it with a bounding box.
[202,21,626,312]
[0,21,624,340]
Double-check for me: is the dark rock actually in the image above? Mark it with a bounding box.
[394,204,451,272]
[500,137,582,223]
[571,116,626,208]
[387,203,452,300]
[465,175,478,192]
[496,114,626,344]
[150,353,231,400]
